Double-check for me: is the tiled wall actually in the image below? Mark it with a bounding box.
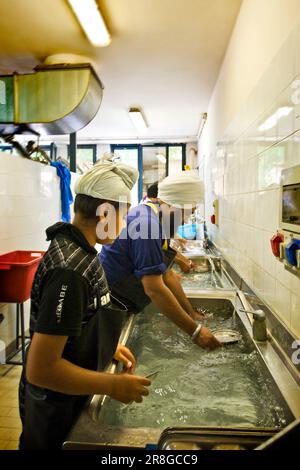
[200,19,300,338]
[0,152,76,356]
[0,153,61,255]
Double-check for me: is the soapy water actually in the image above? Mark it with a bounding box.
[101,305,291,429]
[173,265,233,290]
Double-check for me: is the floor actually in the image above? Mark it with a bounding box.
[0,364,22,450]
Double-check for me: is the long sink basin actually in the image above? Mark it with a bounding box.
[173,256,235,291]
[64,292,299,449]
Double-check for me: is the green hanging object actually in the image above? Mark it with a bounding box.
[0,64,103,134]
[0,76,14,123]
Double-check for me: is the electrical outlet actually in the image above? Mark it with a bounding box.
[275,231,300,275]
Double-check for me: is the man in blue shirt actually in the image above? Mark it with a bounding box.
[101,171,221,351]
[143,182,197,273]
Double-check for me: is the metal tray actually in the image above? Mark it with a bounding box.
[212,328,242,344]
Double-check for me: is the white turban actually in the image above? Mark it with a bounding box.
[158,171,204,207]
[75,156,138,203]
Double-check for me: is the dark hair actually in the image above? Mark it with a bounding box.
[147,182,158,198]
[74,194,120,220]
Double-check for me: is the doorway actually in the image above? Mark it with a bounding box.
[111,143,186,204]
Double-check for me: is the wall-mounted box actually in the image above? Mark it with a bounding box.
[280,165,300,234]
[279,232,300,277]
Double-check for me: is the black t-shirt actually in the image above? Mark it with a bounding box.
[30,223,110,338]
[35,268,89,337]
[27,223,124,375]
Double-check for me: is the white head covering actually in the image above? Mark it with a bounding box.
[75,155,138,203]
[158,170,204,207]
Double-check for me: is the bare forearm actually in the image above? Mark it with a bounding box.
[27,354,114,396]
[175,251,188,264]
[147,285,196,336]
[164,270,195,316]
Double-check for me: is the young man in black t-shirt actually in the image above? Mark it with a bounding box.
[19,160,151,449]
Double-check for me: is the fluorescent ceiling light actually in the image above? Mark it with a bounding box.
[258,106,293,132]
[68,0,111,47]
[128,108,148,132]
[156,153,166,164]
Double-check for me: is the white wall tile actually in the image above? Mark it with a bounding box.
[263,271,276,309]
[274,281,292,328]
[277,85,296,139]
[202,19,300,333]
[242,157,257,193]
[275,261,294,292]
[258,142,288,191]
[0,152,74,347]
[252,263,264,296]
[291,294,300,337]
[251,228,264,266]
[254,190,279,232]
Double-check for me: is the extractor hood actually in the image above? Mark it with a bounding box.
[0,63,103,135]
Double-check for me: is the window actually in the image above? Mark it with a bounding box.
[111,146,140,206]
[168,146,183,176]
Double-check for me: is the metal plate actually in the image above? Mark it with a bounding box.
[213,329,242,344]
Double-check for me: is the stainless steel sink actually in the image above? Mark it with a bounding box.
[64,292,299,449]
[189,255,222,272]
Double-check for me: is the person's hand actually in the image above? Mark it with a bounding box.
[178,258,194,273]
[190,261,198,271]
[190,309,205,321]
[178,238,188,248]
[110,373,151,404]
[193,326,222,350]
[113,344,136,372]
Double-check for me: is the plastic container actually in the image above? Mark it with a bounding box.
[177,223,197,240]
[285,239,300,266]
[0,251,44,302]
[270,232,284,257]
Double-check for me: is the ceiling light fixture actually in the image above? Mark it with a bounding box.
[67,0,111,47]
[128,108,148,132]
[258,106,293,132]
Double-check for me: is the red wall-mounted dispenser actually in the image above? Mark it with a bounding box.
[211,199,219,226]
[270,232,284,257]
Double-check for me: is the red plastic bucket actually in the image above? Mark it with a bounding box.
[0,251,44,303]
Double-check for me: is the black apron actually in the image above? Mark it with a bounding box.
[18,299,126,450]
[111,201,177,313]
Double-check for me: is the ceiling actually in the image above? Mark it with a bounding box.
[0,0,242,142]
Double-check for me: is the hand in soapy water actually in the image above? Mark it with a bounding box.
[193,326,222,350]
[177,257,196,273]
[113,343,136,372]
[191,309,205,321]
[111,373,151,404]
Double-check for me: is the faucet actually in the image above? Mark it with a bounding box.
[239,308,268,342]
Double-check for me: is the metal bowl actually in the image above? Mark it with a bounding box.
[213,329,242,344]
